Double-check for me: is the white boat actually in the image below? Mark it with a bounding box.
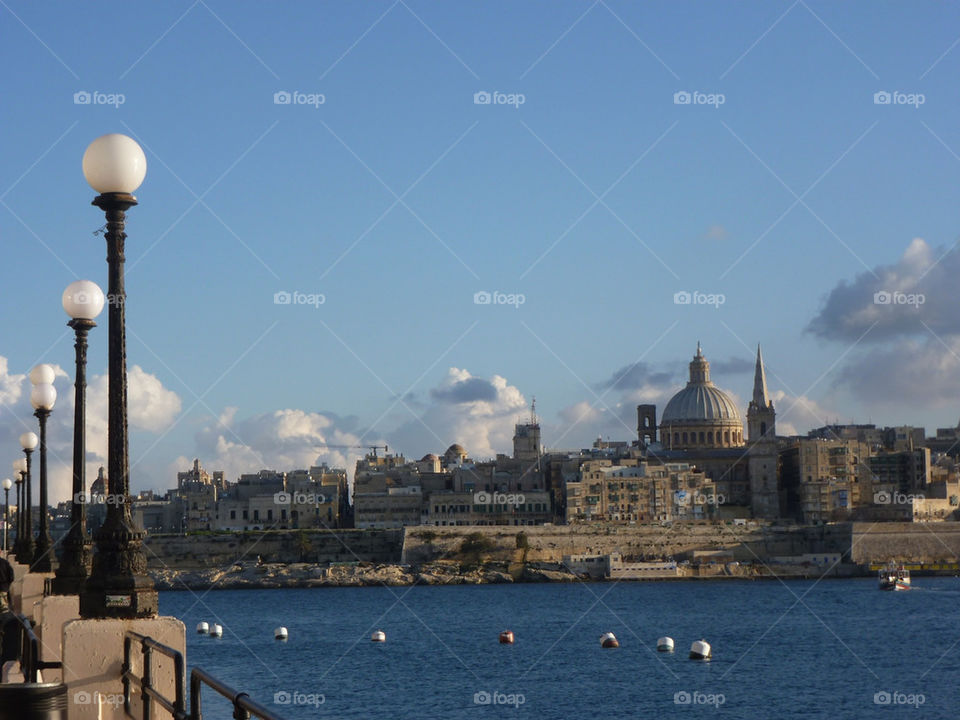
[878,564,910,591]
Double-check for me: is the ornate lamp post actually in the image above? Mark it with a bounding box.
[79,133,157,618]
[19,432,38,565]
[52,280,104,595]
[30,365,57,572]
[2,478,11,554]
[12,459,26,560]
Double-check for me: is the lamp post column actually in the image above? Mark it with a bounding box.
[53,280,102,595]
[79,133,157,618]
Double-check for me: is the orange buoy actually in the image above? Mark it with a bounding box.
[499,630,515,644]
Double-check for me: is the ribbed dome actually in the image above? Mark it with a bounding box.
[661,384,742,423]
[661,343,742,423]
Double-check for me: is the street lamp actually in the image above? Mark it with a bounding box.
[2,478,11,554]
[30,365,57,572]
[79,133,157,618]
[19,432,38,566]
[12,459,26,561]
[52,280,103,595]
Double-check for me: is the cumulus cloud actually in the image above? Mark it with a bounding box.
[0,357,182,503]
[390,368,527,460]
[808,238,957,342]
[190,406,373,485]
[805,238,960,407]
[768,390,838,437]
[594,362,674,392]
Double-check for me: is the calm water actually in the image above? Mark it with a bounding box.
[160,578,960,718]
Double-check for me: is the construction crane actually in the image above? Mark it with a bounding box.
[315,444,389,458]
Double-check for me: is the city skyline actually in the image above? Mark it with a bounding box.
[3,1,960,502]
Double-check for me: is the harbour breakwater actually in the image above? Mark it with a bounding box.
[142,522,960,590]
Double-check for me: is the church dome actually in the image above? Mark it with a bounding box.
[659,344,745,450]
[444,443,466,458]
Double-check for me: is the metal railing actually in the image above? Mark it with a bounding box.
[13,613,62,683]
[14,613,63,683]
[122,631,284,720]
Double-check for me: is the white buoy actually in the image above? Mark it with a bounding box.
[196,622,209,634]
[657,636,674,652]
[209,623,223,638]
[274,627,288,641]
[689,639,711,660]
[371,630,386,642]
[600,632,619,649]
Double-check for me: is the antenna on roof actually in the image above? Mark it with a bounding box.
[531,396,538,424]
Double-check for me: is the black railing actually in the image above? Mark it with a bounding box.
[122,631,284,720]
[13,613,62,683]
[190,667,284,720]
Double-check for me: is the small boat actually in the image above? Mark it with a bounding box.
[878,563,910,591]
[499,630,514,644]
[656,636,674,653]
[371,630,386,642]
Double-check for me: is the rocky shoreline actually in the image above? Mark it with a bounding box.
[148,559,868,591]
[149,561,587,590]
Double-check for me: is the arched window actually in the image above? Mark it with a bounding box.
[674,432,680,446]
[707,431,714,444]
[760,421,767,436]
[699,431,705,444]
[682,432,688,444]
[724,430,730,444]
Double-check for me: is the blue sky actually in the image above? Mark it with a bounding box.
[3,1,960,498]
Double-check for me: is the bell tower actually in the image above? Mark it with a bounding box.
[747,345,779,518]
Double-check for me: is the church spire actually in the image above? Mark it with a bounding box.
[752,344,770,409]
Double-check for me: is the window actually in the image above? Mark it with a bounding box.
[267,509,273,521]
[243,510,248,520]
[253,510,259,521]
[699,432,705,444]
[230,510,236,520]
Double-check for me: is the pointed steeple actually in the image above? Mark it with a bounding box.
[752,344,770,409]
